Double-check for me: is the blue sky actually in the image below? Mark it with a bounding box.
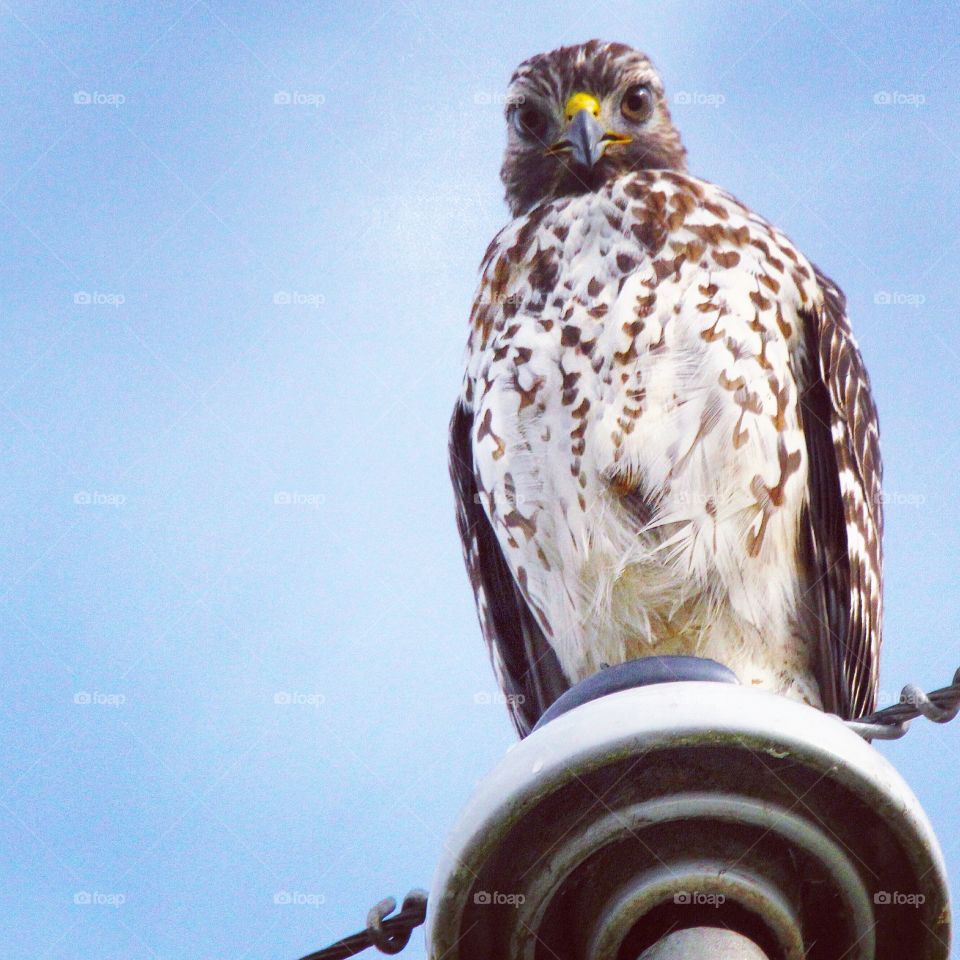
[1,1,958,957]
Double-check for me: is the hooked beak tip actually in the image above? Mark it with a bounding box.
[547,109,630,171]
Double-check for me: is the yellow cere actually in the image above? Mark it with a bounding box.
[564,92,601,121]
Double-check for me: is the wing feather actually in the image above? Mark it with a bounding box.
[799,270,883,718]
[449,398,569,736]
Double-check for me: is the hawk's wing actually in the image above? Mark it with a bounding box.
[800,270,883,719]
[449,399,569,736]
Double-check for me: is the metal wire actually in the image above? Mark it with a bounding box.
[846,666,960,740]
[296,889,428,960]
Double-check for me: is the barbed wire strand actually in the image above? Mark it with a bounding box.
[297,890,427,960]
[847,666,960,740]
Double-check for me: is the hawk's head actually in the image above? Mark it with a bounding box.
[500,40,687,216]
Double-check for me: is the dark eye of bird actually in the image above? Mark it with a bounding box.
[621,84,654,122]
[512,106,549,141]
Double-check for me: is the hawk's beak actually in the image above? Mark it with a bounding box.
[565,109,607,170]
[545,92,633,170]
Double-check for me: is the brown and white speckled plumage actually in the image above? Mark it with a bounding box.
[450,41,882,736]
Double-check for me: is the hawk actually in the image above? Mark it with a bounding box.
[450,40,882,737]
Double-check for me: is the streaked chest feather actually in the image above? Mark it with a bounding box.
[463,170,823,700]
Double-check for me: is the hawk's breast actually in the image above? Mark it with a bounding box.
[465,170,824,701]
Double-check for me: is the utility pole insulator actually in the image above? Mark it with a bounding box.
[426,665,950,959]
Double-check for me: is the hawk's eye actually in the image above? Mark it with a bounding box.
[621,84,654,123]
[512,106,549,141]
